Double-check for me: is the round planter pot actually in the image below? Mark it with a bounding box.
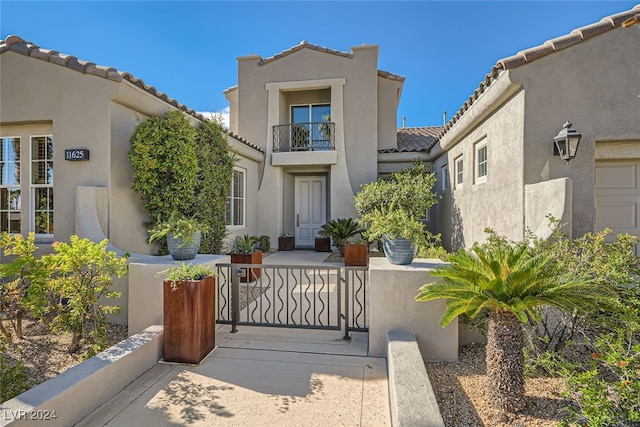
[383,238,417,265]
[167,231,201,261]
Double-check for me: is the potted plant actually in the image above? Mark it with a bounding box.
[355,162,439,265]
[227,235,262,282]
[314,235,331,252]
[158,262,217,364]
[343,236,368,266]
[319,218,365,256]
[363,209,428,265]
[278,232,295,251]
[148,215,209,260]
[257,235,271,252]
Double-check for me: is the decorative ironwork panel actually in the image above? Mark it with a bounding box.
[216,263,368,336]
[273,122,335,152]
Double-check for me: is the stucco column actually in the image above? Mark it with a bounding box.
[258,85,285,242]
[329,80,358,219]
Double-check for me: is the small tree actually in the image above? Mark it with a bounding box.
[416,243,619,414]
[46,237,128,358]
[0,233,50,340]
[355,162,441,252]
[355,161,437,219]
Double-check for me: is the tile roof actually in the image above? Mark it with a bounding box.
[382,126,443,153]
[0,35,263,154]
[257,41,405,82]
[437,5,640,141]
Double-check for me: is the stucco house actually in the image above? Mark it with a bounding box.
[1,4,638,257]
[224,42,410,247]
[0,35,263,257]
[428,5,640,251]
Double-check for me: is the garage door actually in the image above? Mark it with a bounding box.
[595,161,640,244]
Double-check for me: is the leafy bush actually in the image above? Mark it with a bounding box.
[0,233,50,340]
[46,237,128,358]
[560,323,640,427]
[226,235,259,254]
[355,162,446,257]
[194,120,235,253]
[148,215,209,248]
[128,111,199,230]
[257,235,271,252]
[129,113,233,255]
[354,162,437,218]
[158,262,216,291]
[0,337,28,401]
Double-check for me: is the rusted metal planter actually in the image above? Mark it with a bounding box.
[163,276,216,364]
[230,250,263,282]
[344,244,368,266]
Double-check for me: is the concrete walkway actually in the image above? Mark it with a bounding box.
[77,325,388,426]
[78,252,389,426]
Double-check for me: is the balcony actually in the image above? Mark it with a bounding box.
[273,122,335,152]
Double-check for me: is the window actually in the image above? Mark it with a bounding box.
[475,142,487,183]
[1,137,21,233]
[441,164,449,192]
[455,156,463,189]
[31,136,54,235]
[291,104,332,150]
[226,167,245,227]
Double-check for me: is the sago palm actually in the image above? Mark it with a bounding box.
[416,243,619,413]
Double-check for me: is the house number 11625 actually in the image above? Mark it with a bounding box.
[64,149,90,161]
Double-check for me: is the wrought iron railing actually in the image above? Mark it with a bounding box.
[273,122,335,152]
[216,263,368,338]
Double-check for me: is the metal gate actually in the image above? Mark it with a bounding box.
[216,263,368,338]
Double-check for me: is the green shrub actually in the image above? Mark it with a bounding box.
[128,111,199,252]
[481,221,640,424]
[0,233,50,340]
[354,162,443,256]
[46,237,128,359]
[257,235,271,252]
[148,215,209,248]
[0,338,28,401]
[354,162,437,219]
[129,113,233,255]
[194,120,234,253]
[226,235,259,254]
[157,262,216,291]
[558,320,640,426]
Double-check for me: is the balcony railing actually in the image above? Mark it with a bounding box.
[273,122,335,152]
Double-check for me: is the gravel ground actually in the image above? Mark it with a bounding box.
[2,319,129,396]
[425,343,571,426]
[2,273,268,401]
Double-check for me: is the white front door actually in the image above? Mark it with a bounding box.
[295,176,326,247]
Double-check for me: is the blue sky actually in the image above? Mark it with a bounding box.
[2,1,637,128]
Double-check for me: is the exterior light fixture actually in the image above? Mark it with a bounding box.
[553,121,582,162]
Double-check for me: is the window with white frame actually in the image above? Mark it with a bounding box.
[441,164,449,192]
[226,167,245,227]
[31,136,54,235]
[455,156,463,189]
[475,141,487,183]
[1,137,21,233]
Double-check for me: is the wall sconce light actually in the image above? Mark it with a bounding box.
[553,121,582,162]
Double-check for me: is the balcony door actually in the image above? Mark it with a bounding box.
[291,104,331,150]
[294,176,326,248]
